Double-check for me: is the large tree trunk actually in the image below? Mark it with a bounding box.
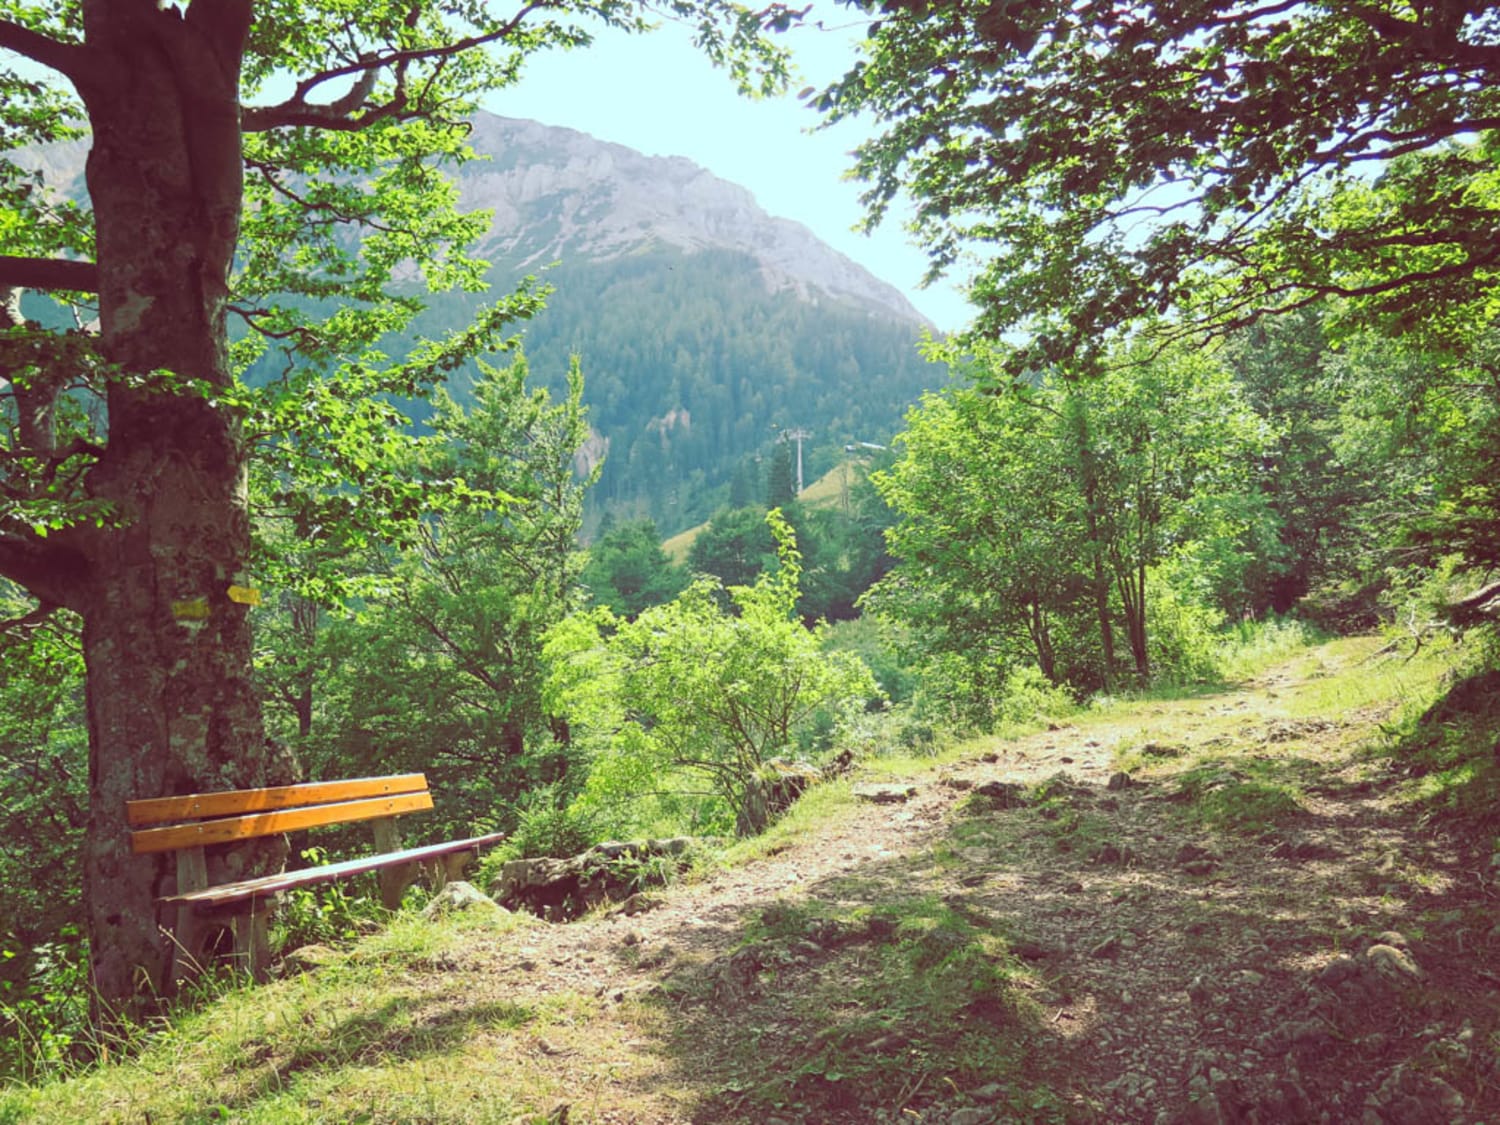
[72,1,290,1008]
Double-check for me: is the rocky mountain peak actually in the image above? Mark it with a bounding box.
[11,112,925,326]
[460,112,927,325]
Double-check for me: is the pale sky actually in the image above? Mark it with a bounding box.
[486,17,978,332]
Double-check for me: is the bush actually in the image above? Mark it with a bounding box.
[1146,565,1225,683]
[505,788,603,860]
[819,617,919,704]
[994,665,1076,726]
[546,511,879,838]
[0,928,91,1083]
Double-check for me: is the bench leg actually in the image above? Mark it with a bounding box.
[168,905,207,986]
[231,902,271,982]
[442,850,472,885]
[371,816,419,910]
[422,849,475,894]
[378,862,419,910]
[169,846,210,987]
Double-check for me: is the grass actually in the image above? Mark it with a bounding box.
[660,891,1072,1123]
[1075,630,1489,848]
[1213,616,1324,681]
[1180,772,1305,834]
[660,523,697,564]
[0,911,570,1125]
[856,738,981,778]
[1281,635,1457,719]
[718,779,856,867]
[857,713,1066,779]
[661,461,863,564]
[795,461,859,507]
[1377,664,1500,827]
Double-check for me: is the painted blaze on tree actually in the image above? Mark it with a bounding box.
[0,0,789,1006]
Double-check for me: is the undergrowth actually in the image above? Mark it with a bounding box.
[1381,665,1500,828]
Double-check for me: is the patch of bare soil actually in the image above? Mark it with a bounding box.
[417,652,1500,1123]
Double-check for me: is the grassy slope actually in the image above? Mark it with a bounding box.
[661,460,863,563]
[6,633,1498,1124]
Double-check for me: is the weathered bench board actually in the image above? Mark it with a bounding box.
[127,772,504,981]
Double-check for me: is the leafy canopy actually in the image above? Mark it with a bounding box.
[822,0,1500,374]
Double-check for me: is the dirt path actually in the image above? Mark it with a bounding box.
[439,640,1499,1123]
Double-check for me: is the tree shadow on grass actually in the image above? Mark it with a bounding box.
[639,875,1078,1122]
[626,734,1500,1122]
[219,992,535,1113]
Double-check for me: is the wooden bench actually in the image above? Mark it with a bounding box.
[127,772,505,981]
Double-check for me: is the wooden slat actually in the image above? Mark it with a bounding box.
[126,774,429,826]
[157,832,509,910]
[130,792,434,854]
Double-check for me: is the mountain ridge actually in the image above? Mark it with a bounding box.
[460,112,928,325]
[9,111,926,327]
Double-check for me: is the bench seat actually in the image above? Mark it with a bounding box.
[159,832,506,912]
[126,772,504,983]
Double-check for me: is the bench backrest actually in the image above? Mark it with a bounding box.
[127,773,433,854]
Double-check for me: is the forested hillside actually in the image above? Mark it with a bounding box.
[409,113,945,534]
[421,244,940,533]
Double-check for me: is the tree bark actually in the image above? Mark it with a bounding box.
[1027,599,1057,683]
[67,0,290,1008]
[1066,397,1116,681]
[1117,564,1149,678]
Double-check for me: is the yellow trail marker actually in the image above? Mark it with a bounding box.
[172,598,211,620]
[227,585,262,606]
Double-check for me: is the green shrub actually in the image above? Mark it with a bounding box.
[0,929,91,1083]
[505,790,604,859]
[994,665,1075,726]
[271,847,388,953]
[1146,569,1225,684]
[819,616,919,704]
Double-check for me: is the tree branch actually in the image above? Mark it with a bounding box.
[1448,579,1500,626]
[241,3,545,132]
[0,17,92,83]
[242,91,415,133]
[0,598,58,634]
[0,256,100,294]
[0,534,89,611]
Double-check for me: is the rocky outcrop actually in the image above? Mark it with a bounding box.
[489,837,709,920]
[421,880,505,918]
